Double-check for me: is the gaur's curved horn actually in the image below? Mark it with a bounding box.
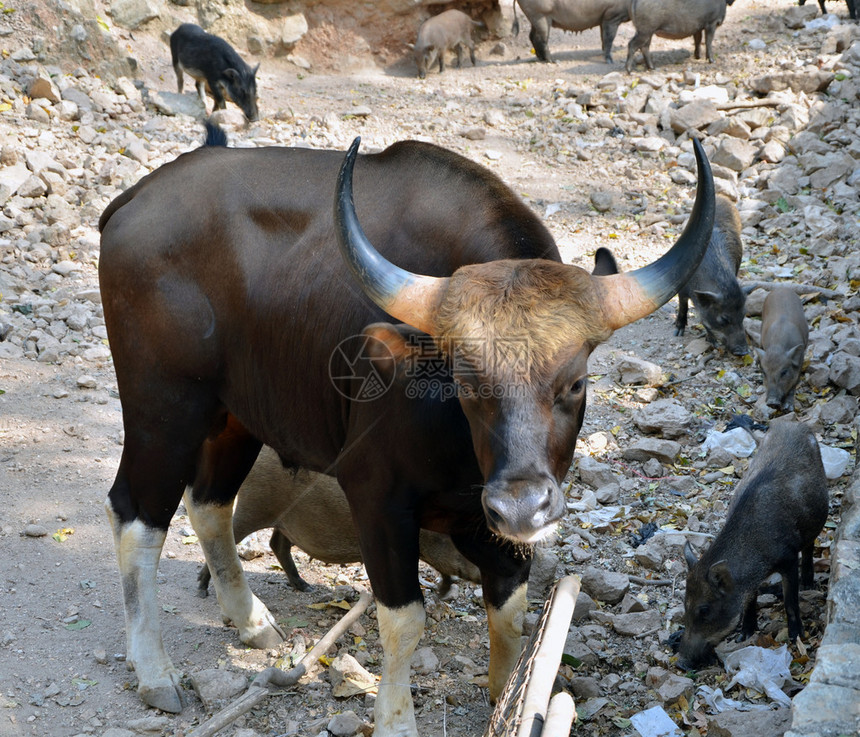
[335,137,447,336]
[595,137,715,330]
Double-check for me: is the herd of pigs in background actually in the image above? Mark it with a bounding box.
[161,0,843,695]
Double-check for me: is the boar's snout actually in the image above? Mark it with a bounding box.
[676,628,718,671]
[722,326,749,356]
[766,391,792,412]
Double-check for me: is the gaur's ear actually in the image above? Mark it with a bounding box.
[592,247,619,276]
[684,540,699,569]
[694,290,720,307]
[362,322,431,381]
[707,560,734,596]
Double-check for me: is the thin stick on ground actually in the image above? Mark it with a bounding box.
[740,281,844,300]
[187,589,373,737]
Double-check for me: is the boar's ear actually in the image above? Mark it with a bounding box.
[684,541,699,569]
[223,68,240,83]
[788,344,805,368]
[693,290,720,307]
[252,63,260,77]
[707,560,734,596]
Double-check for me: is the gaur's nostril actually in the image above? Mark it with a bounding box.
[538,485,554,513]
[485,505,504,532]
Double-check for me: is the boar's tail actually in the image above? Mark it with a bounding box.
[512,0,519,36]
[203,120,228,148]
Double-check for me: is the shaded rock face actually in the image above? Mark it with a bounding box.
[18,0,137,81]
[21,0,503,79]
[293,0,503,70]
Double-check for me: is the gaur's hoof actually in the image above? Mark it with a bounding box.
[242,616,286,649]
[140,678,184,713]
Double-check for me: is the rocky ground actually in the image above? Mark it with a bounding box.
[1,1,860,736]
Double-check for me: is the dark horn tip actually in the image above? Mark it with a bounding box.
[338,137,361,183]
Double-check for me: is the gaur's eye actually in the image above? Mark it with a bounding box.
[556,378,585,403]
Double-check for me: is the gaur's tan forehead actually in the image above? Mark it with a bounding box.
[433,259,613,376]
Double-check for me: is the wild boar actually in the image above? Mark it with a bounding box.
[757,287,809,412]
[514,0,632,64]
[414,9,482,79]
[625,0,734,72]
[197,446,480,595]
[799,0,857,20]
[677,420,828,669]
[170,23,259,121]
[674,194,748,356]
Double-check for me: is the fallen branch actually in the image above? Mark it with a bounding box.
[740,281,844,300]
[715,99,782,110]
[634,626,663,640]
[187,590,373,737]
[629,576,673,586]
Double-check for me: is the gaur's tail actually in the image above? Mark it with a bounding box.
[204,120,228,147]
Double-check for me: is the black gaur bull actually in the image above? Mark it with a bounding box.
[197,247,620,598]
[414,9,482,78]
[98,126,714,734]
[799,0,857,19]
[677,420,828,670]
[197,446,482,595]
[757,287,809,412]
[170,23,259,121]
[674,194,748,356]
[514,0,631,64]
[625,0,734,72]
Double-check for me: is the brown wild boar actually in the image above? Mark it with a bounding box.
[625,0,734,72]
[414,9,481,79]
[677,420,828,669]
[197,446,481,595]
[674,194,748,356]
[757,287,809,412]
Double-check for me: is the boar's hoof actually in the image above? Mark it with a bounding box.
[196,564,211,597]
